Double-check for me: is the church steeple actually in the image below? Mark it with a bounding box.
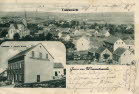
[22,9,28,28]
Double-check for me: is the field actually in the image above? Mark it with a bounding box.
[0,12,134,24]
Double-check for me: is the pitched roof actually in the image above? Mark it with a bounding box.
[74,35,89,41]
[8,43,54,61]
[89,48,97,53]
[95,46,106,54]
[113,47,126,56]
[99,29,109,35]
[0,70,7,76]
[73,50,89,55]
[104,36,120,44]
[54,63,64,68]
[8,45,36,61]
[124,39,134,45]
[90,38,104,47]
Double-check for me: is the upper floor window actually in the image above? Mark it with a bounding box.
[39,52,42,59]
[46,54,48,59]
[32,51,35,57]
[8,64,11,70]
[19,63,22,69]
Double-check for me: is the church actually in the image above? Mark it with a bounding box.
[7,19,30,39]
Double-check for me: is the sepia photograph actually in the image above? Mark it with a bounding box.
[0,11,135,65]
[0,41,66,88]
[0,0,138,93]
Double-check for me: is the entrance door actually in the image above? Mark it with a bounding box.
[55,72,58,76]
[37,75,40,82]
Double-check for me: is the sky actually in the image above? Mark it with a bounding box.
[0,0,135,12]
[0,41,66,73]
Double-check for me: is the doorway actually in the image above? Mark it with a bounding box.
[37,75,40,82]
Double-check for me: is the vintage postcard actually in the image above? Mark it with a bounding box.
[0,41,66,88]
[0,0,139,94]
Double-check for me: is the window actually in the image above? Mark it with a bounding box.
[11,64,12,69]
[15,63,16,69]
[9,64,11,70]
[55,72,58,76]
[19,63,22,69]
[21,63,24,69]
[46,54,48,59]
[39,52,42,59]
[13,64,14,69]
[37,75,40,82]
[32,51,35,57]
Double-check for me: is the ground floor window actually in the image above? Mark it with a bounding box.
[37,75,40,82]
[55,72,58,76]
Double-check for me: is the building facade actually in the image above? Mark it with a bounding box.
[76,36,90,51]
[104,37,126,52]
[53,63,64,79]
[113,47,135,65]
[7,43,54,83]
[95,46,112,62]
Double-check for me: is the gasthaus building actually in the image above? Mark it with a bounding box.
[7,43,54,83]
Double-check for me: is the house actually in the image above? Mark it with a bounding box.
[104,36,126,52]
[7,19,30,39]
[88,48,97,60]
[98,29,110,37]
[7,43,54,83]
[0,70,7,77]
[124,39,134,50]
[53,63,64,79]
[75,36,90,51]
[90,38,104,49]
[0,70,7,81]
[91,30,99,36]
[113,47,135,65]
[95,46,112,62]
[61,34,70,41]
[73,29,85,35]
[74,36,103,51]
[57,32,63,38]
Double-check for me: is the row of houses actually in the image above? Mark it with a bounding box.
[67,36,135,65]
[6,43,65,84]
[34,24,111,41]
[5,20,110,41]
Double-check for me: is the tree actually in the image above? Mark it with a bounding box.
[64,41,75,49]
[0,30,8,38]
[13,33,20,40]
[45,32,54,40]
[103,54,110,59]
[23,35,32,41]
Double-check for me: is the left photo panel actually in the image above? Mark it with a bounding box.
[0,41,66,88]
